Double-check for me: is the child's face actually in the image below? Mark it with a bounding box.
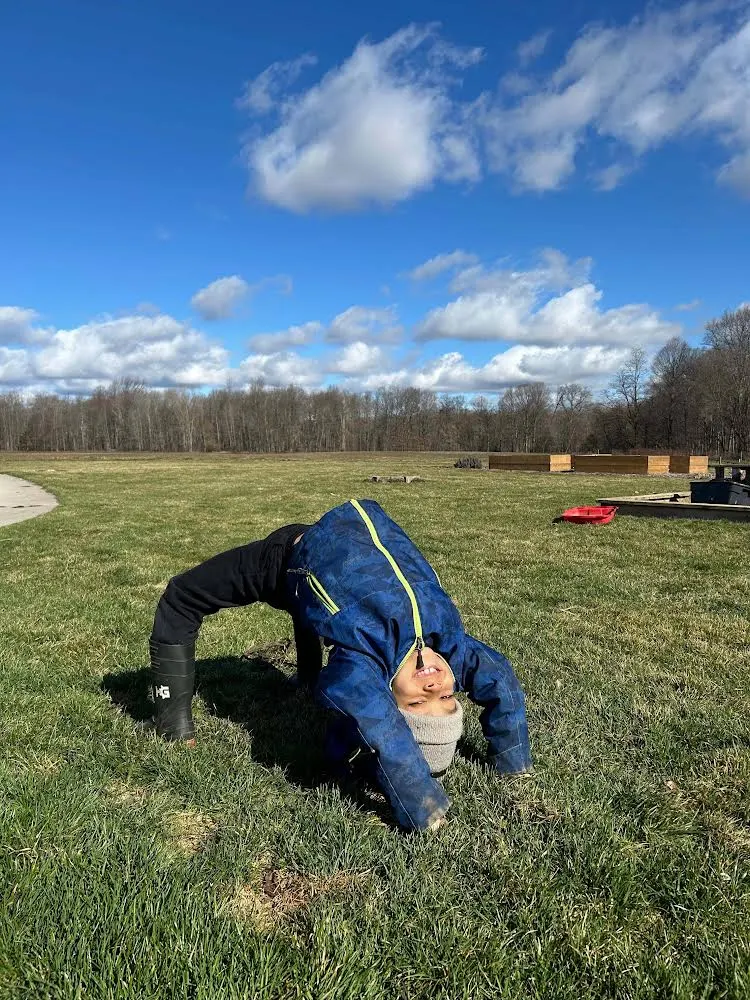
[392,647,458,716]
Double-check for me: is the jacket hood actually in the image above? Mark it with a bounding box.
[285,499,465,681]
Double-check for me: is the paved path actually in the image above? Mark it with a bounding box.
[0,474,59,527]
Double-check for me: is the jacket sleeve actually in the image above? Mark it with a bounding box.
[461,634,532,774]
[317,646,451,831]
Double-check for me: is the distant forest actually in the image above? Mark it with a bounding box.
[1,306,748,458]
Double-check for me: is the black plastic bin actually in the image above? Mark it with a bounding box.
[690,480,750,505]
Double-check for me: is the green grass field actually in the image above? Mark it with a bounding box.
[2,453,749,1000]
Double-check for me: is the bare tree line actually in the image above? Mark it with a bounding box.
[1,306,748,458]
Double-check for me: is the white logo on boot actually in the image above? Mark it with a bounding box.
[155,685,171,699]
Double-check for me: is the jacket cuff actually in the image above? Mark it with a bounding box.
[489,745,533,774]
[415,790,451,831]
[390,779,451,831]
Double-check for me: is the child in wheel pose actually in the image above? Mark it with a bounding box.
[149,499,531,831]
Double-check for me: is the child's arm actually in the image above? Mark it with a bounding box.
[317,646,451,831]
[292,617,323,689]
[461,634,532,774]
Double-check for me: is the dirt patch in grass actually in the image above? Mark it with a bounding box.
[241,638,296,665]
[704,813,750,851]
[510,795,564,825]
[659,779,750,852]
[105,780,151,806]
[11,754,63,778]
[226,865,370,929]
[104,784,219,856]
[166,809,218,855]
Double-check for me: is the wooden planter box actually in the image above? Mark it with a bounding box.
[572,454,671,475]
[489,453,571,472]
[669,455,709,474]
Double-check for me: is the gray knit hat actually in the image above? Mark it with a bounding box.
[399,700,464,775]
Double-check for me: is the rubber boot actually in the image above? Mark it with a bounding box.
[149,640,196,742]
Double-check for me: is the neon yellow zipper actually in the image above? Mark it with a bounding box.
[349,499,423,683]
[307,572,340,614]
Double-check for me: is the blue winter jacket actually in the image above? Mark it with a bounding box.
[284,499,531,830]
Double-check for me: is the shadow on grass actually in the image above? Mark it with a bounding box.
[101,652,394,825]
[455,736,487,768]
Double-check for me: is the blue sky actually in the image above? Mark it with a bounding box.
[1,0,748,396]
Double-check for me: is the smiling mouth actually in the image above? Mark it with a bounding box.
[414,664,441,679]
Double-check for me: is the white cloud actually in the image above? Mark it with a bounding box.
[243,305,401,359]
[235,340,390,390]
[238,10,750,210]
[0,277,673,396]
[0,306,37,342]
[249,321,322,352]
[0,306,52,345]
[267,274,294,297]
[717,150,750,195]
[407,250,479,282]
[327,305,401,343]
[238,54,318,114]
[249,273,293,298]
[444,248,591,297]
[0,346,33,384]
[31,314,229,389]
[415,249,678,348]
[240,25,483,211]
[675,297,702,312]
[359,344,629,393]
[595,162,634,191]
[485,4,750,193]
[513,139,579,191]
[327,341,387,375]
[418,291,528,343]
[501,71,535,97]
[237,350,321,389]
[518,29,552,66]
[191,274,293,321]
[191,276,250,320]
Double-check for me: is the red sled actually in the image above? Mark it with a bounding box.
[561,505,617,525]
